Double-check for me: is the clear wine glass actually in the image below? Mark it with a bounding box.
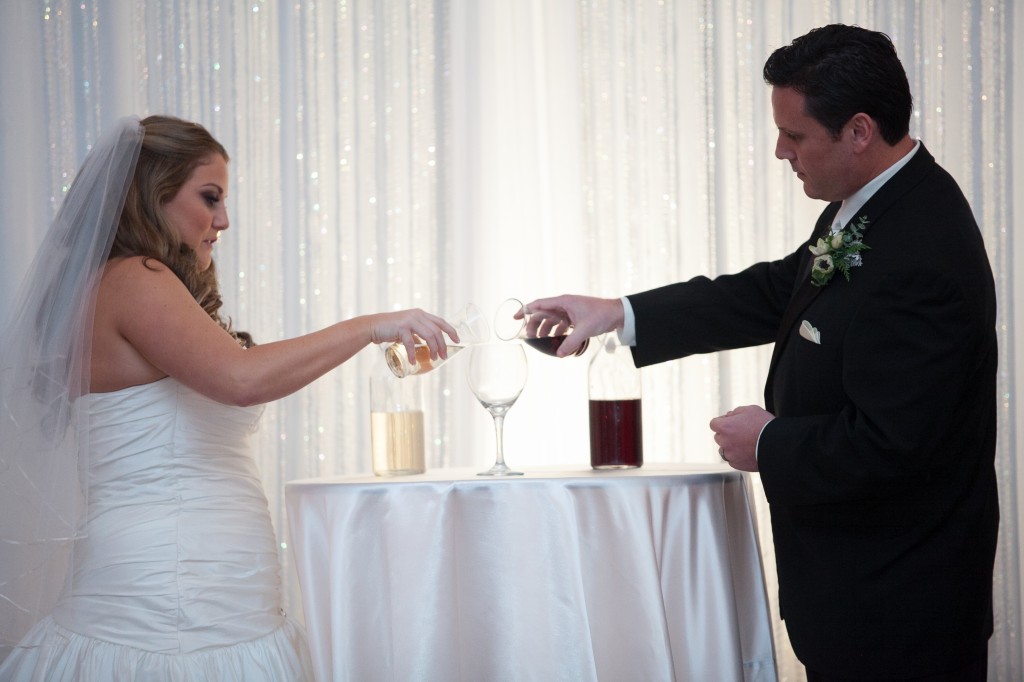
[494,297,589,357]
[466,342,528,476]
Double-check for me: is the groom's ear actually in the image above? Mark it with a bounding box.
[846,112,875,153]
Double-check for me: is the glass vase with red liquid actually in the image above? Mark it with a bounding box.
[588,335,643,469]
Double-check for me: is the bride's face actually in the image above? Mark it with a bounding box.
[163,154,229,271]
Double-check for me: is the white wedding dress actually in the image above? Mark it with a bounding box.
[0,378,313,681]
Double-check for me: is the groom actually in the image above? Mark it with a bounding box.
[526,24,997,681]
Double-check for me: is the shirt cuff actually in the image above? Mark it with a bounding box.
[754,417,774,461]
[617,296,636,346]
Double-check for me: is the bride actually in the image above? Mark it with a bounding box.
[0,115,456,680]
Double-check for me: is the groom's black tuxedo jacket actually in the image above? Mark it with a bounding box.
[628,145,998,679]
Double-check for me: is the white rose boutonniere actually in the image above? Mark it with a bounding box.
[809,216,870,287]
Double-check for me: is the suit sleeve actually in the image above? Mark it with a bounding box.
[626,249,801,368]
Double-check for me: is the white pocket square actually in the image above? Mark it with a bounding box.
[799,320,821,344]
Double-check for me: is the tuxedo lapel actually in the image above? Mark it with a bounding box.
[763,206,837,406]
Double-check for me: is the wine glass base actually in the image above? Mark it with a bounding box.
[477,464,524,476]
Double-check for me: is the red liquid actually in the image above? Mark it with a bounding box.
[523,335,589,357]
[589,399,643,469]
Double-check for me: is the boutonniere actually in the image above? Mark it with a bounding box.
[808,216,871,287]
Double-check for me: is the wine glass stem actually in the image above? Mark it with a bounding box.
[491,414,507,467]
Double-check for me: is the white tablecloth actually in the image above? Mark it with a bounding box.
[286,464,777,681]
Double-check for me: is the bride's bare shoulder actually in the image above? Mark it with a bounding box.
[101,256,183,291]
[103,254,170,276]
[96,257,195,323]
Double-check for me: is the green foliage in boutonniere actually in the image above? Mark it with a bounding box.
[808,216,871,287]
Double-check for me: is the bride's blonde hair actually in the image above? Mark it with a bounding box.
[111,115,253,346]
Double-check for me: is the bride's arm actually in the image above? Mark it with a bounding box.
[99,256,455,405]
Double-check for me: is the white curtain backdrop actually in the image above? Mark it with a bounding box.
[1,1,1020,679]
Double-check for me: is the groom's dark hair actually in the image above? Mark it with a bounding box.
[763,24,913,145]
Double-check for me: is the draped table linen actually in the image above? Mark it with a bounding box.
[286,464,777,681]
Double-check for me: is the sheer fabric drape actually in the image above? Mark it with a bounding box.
[0,118,143,658]
[0,1,1020,678]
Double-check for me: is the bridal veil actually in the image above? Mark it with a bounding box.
[0,117,143,660]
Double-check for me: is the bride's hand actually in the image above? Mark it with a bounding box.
[368,309,458,361]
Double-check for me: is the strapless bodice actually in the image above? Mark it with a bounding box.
[0,378,313,680]
[55,377,282,653]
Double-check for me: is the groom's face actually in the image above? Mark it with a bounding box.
[771,86,857,203]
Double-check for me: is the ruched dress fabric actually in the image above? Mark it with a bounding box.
[0,378,313,682]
